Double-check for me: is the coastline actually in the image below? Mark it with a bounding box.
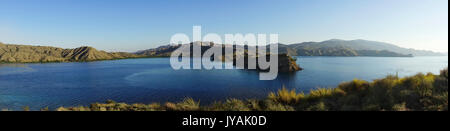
[3,55,441,64]
[4,67,446,111]
[0,56,170,64]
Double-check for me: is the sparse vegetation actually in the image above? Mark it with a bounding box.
[53,68,447,111]
[0,43,141,63]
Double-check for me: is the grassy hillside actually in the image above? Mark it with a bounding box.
[54,68,448,111]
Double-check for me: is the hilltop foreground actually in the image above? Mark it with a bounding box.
[55,68,448,111]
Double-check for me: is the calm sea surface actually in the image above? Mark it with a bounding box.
[0,56,447,110]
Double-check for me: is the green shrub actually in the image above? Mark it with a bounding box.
[441,68,448,79]
[176,98,200,111]
[247,99,263,111]
[268,87,304,104]
[338,79,370,93]
[40,107,49,111]
[23,106,30,111]
[263,100,295,111]
[306,101,328,111]
[164,98,200,111]
[218,99,251,111]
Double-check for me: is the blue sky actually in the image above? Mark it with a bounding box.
[0,0,448,52]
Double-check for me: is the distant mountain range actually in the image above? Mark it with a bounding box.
[138,39,445,57]
[135,44,181,57]
[0,39,446,63]
[279,39,443,56]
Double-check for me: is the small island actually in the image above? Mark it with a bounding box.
[231,53,302,72]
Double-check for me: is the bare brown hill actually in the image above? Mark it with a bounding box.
[0,42,139,63]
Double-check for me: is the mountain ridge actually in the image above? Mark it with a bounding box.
[283,39,443,56]
[0,42,140,63]
[139,39,443,57]
[1,39,446,63]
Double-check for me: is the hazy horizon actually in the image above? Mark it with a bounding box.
[0,0,448,52]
